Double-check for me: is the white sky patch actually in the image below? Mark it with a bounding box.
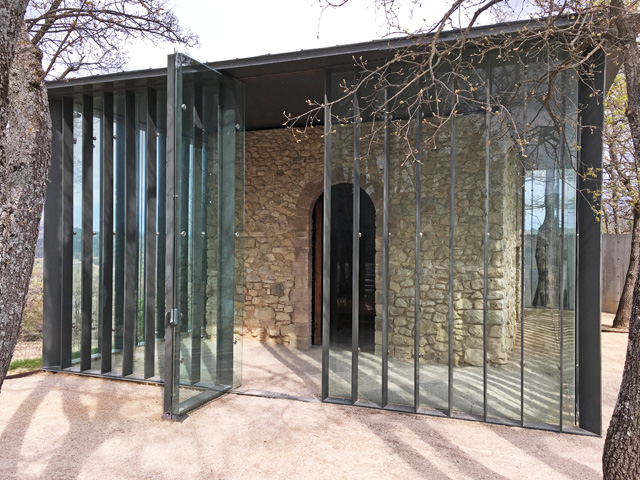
[125,0,450,70]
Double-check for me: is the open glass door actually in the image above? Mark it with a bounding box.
[164,53,244,418]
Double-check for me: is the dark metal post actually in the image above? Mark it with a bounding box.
[448,114,456,416]
[577,50,605,435]
[43,98,63,369]
[483,72,491,422]
[100,92,114,374]
[351,89,360,404]
[414,102,422,413]
[81,94,94,371]
[164,54,178,415]
[382,87,390,408]
[322,70,332,401]
[60,97,74,369]
[122,89,137,376]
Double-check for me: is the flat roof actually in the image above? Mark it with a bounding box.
[46,15,617,131]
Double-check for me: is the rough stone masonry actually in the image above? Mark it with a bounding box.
[241,114,520,366]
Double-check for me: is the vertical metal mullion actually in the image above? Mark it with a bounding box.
[322,69,331,401]
[414,102,422,413]
[164,54,178,415]
[351,88,360,404]
[101,92,114,374]
[61,97,74,369]
[144,88,158,379]
[122,89,137,377]
[43,98,63,369]
[81,94,94,371]
[382,86,390,408]
[483,70,491,422]
[448,114,456,417]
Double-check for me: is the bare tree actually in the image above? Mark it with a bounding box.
[0,0,195,389]
[25,0,198,80]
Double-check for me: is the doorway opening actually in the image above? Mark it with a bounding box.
[311,184,376,350]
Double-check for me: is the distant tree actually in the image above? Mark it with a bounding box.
[0,0,195,390]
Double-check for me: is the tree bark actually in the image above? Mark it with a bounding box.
[613,206,640,329]
[0,18,51,390]
[603,274,640,478]
[603,0,640,476]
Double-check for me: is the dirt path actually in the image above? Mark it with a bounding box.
[0,329,628,480]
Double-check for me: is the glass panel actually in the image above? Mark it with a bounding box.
[522,62,562,427]
[419,107,451,415]
[328,69,355,400]
[172,53,244,415]
[451,109,485,418]
[156,88,168,378]
[562,69,579,427]
[71,96,83,366]
[486,59,523,422]
[132,91,147,376]
[92,96,103,368]
[387,76,417,408]
[357,76,384,406]
[233,85,245,389]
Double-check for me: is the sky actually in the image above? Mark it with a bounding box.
[126,0,456,70]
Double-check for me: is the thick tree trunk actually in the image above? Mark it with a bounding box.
[0,20,51,390]
[613,206,640,329]
[603,276,640,477]
[604,0,640,476]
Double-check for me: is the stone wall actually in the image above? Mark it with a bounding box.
[243,129,324,349]
[328,114,521,366]
[241,116,520,365]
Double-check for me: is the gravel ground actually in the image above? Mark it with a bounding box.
[0,321,628,480]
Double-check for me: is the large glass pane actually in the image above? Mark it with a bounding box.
[562,69,579,428]
[522,61,562,427]
[132,90,148,377]
[233,84,245,389]
[156,88,168,378]
[419,110,451,415]
[387,77,417,409]
[357,76,384,406]
[486,60,524,423]
[71,96,83,366]
[92,96,103,368]
[327,69,355,401]
[171,54,244,415]
[451,110,486,418]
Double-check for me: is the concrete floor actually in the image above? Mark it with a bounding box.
[0,322,626,480]
[74,307,577,429]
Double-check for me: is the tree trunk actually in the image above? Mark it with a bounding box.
[603,0,640,476]
[603,275,640,477]
[613,206,640,329]
[0,18,51,390]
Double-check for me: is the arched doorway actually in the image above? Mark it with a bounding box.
[311,184,376,349]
